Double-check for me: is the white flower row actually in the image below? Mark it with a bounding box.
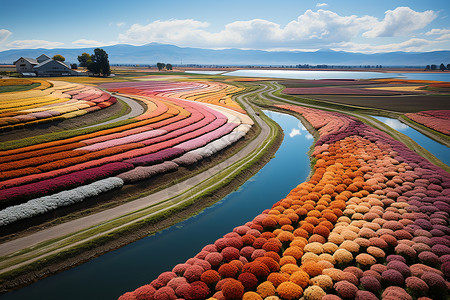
[0,177,124,226]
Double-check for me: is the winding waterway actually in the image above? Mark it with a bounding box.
[1,111,314,300]
[372,116,449,166]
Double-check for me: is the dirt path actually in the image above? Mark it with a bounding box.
[82,93,145,129]
[0,86,273,274]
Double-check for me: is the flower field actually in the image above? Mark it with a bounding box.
[0,79,117,131]
[405,110,450,135]
[119,104,449,300]
[0,80,252,226]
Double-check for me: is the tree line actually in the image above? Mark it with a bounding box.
[77,48,111,77]
[156,62,173,71]
[425,63,449,71]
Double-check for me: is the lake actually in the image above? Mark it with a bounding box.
[372,116,449,166]
[222,69,450,81]
[1,110,314,300]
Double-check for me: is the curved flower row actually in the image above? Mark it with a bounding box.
[101,80,245,114]
[0,80,252,224]
[0,80,117,130]
[119,104,449,300]
[405,110,450,135]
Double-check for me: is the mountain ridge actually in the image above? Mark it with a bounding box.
[0,43,448,66]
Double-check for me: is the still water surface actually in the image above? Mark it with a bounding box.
[372,116,449,166]
[1,111,313,300]
[222,69,450,82]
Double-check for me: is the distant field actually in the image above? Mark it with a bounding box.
[303,94,450,112]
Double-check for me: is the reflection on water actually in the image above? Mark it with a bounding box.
[372,116,449,166]
[383,119,409,131]
[289,128,301,137]
[224,69,399,80]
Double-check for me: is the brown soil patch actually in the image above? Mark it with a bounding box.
[300,94,450,113]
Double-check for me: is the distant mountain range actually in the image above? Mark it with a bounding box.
[1,43,449,66]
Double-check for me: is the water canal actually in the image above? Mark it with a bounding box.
[1,111,314,300]
[372,116,449,166]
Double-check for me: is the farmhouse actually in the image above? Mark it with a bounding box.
[14,54,79,77]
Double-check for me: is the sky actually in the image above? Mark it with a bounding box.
[0,0,449,53]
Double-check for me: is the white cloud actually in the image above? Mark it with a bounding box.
[118,10,378,49]
[289,128,301,138]
[426,28,450,35]
[116,22,126,27]
[425,28,450,40]
[332,38,436,53]
[72,39,106,47]
[363,7,436,38]
[316,3,328,7]
[5,39,64,49]
[119,19,211,46]
[283,9,376,43]
[0,29,12,43]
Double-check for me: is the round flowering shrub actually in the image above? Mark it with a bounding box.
[222,247,241,262]
[333,249,354,265]
[153,286,177,300]
[175,283,195,299]
[405,276,429,294]
[167,277,188,290]
[238,272,258,290]
[310,274,333,290]
[134,284,156,300]
[334,280,358,299]
[184,265,204,282]
[242,291,263,300]
[387,260,411,278]
[303,285,326,300]
[421,271,447,291]
[382,269,404,286]
[205,252,224,267]
[219,263,239,278]
[190,281,210,299]
[243,261,270,278]
[381,286,412,300]
[355,253,376,268]
[267,272,289,288]
[289,270,310,288]
[276,281,303,299]
[355,290,378,300]
[201,269,221,286]
[222,279,244,300]
[256,281,276,298]
[359,276,381,293]
[255,256,280,273]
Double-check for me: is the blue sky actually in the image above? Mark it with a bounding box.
[0,0,449,53]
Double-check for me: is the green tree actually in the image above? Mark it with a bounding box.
[431,64,437,70]
[53,54,65,62]
[440,63,446,71]
[156,62,166,71]
[77,53,91,67]
[87,48,110,77]
[425,65,430,71]
[166,63,173,71]
[447,64,450,70]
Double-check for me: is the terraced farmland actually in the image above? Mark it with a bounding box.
[0,80,117,131]
[0,79,253,227]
